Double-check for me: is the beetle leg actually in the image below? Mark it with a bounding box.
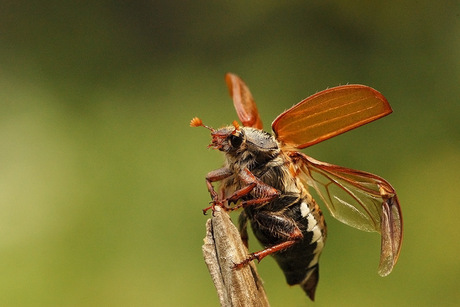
[202,167,233,214]
[234,240,300,270]
[224,168,280,211]
[206,167,233,199]
[203,167,279,214]
[233,211,303,269]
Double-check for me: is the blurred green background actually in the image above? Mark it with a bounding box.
[0,1,459,306]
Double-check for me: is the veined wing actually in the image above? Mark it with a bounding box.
[272,85,391,148]
[225,73,263,129]
[290,152,403,276]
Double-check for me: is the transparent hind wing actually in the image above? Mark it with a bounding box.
[291,152,403,276]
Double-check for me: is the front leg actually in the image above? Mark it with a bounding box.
[206,167,233,200]
[202,167,233,214]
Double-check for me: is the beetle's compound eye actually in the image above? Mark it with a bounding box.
[229,133,243,148]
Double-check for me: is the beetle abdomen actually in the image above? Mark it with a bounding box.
[246,197,325,299]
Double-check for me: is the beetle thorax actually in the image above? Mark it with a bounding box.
[222,127,280,172]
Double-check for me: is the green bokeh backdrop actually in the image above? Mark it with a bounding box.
[0,1,459,306]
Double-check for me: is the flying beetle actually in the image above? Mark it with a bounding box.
[191,73,403,301]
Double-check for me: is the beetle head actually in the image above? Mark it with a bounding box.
[190,117,244,153]
[191,117,278,159]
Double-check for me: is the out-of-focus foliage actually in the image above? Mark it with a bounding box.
[0,1,458,306]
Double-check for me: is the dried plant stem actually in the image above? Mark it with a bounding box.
[202,206,270,307]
